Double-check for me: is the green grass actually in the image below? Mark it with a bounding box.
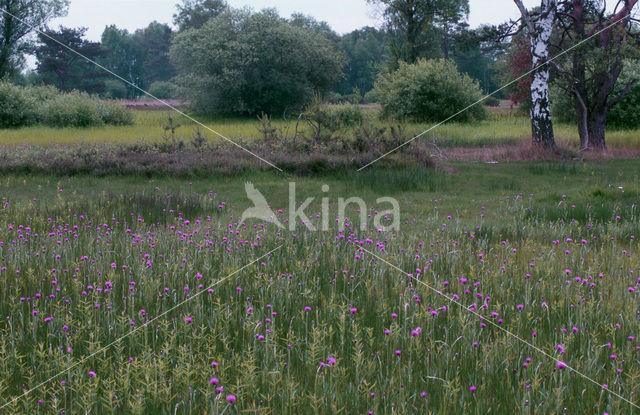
[0,109,638,149]
[0,162,639,413]
[0,111,298,146]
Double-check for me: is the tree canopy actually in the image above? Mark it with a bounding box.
[0,0,68,78]
[170,8,345,116]
[368,0,470,64]
[173,0,228,31]
[34,26,107,94]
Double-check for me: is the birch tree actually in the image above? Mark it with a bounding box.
[514,0,558,148]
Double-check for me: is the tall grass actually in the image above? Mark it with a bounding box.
[0,163,639,412]
[0,109,637,149]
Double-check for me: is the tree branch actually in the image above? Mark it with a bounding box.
[513,0,536,34]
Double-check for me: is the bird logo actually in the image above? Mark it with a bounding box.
[237,182,284,229]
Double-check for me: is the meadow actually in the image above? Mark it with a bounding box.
[0,160,639,414]
[0,108,639,150]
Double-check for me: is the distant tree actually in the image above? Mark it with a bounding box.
[451,24,507,95]
[173,0,228,31]
[101,22,176,98]
[0,0,68,78]
[289,13,340,43]
[133,22,176,86]
[34,26,107,94]
[100,25,143,98]
[367,0,469,64]
[336,27,388,96]
[171,8,345,116]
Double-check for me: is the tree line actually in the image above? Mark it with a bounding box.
[0,0,638,149]
[0,0,501,101]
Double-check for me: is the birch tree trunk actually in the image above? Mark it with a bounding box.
[514,0,557,149]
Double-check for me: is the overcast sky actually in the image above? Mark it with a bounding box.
[48,0,543,41]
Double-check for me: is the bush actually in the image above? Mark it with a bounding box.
[307,102,365,133]
[103,80,128,99]
[24,84,60,103]
[374,59,487,122]
[39,92,104,127]
[0,82,38,127]
[363,89,379,104]
[97,100,135,125]
[484,96,500,107]
[0,83,135,128]
[330,104,365,127]
[148,81,180,99]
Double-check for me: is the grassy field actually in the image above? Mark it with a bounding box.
[1,161,639,413]
[0,109,638,149]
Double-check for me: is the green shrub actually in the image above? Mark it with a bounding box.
[148,81,180,99]
[329,104,365,127]
[103,80,128,99]
[374,59,487,122]
[484,96,500,107]
[363,88,380,104]
[0,83,136,129]
[97,100,135,125]
[307,102,365,133]
[0,82,38,128]
[24,84,60,103]
[39,92,104,127]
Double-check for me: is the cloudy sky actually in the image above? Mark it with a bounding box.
[48,0,543,40]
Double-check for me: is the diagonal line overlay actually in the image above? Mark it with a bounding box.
[357,12,635,171]
[0,245,283,410]
[357,245,639,410]
[0,7,283,172]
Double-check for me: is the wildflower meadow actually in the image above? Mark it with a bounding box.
[0,163,639,413]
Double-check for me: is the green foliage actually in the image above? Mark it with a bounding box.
[148,81,180,99]
[374,58,487,122]
[336,27,388,96]
[100,25,143,98]
[483,95,500,107]
[607,61,640,130]
[39,92,105,127]
[370,0,469,64]
[133,22,177,86]
[363,88,380,103]
[0,82,134,128]
[0,0,69,78]
[97,100,135,126]
[170,8,346,116]
[103,79,128,99]
[34,26,107,94]
[0,82,38,128]
[326,104,366,127]
[607,84,640,130]
[100,22,176,98]
[173,0,228,31]
[24,84,59,102]
[553,61,640,130]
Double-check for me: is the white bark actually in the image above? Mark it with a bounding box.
[514,0,557,148]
